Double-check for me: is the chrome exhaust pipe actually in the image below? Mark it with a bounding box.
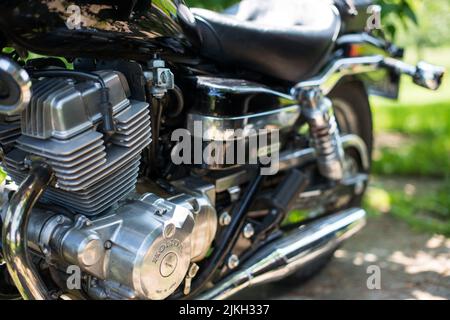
[1,161,54,300]
[198,208,366,300]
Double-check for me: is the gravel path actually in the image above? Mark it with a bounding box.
[234,215,450,300]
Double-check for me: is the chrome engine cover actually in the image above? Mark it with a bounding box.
[27,185,217,300]
[1,71,152,215]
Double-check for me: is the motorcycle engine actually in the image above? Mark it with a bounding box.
[2,71,151,216]
[0,69,217,299]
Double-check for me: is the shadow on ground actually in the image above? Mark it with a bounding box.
[232,215,450,300]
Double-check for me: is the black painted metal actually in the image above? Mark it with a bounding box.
[0,0,196,61]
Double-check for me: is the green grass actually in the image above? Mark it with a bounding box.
[365,180,450,236]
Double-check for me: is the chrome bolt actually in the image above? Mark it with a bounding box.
[227,254,239,270]
[219,211,232,226]
[243,223,255,239]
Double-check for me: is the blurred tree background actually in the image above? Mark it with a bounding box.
[186,0,450,235]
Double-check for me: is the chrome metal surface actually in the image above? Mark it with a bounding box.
[0,57,31,116]
[145,59,175,99]
[243,223,255,239]
[3,71,152,215]
[292,55,384,96]
[292,55,445,97]
[170,178,218,263]
[21,71,129,140]
[301,89,345,181]
[1,161,54,300]
[197,55,441,107]
[198,133,369,193]
[413,61,445,90]
[26,182,217,300]
[382,58,445,91]
[227,186,241,203]
[196,77,294,101]
[188,105,301,141]
[219,211,232,226]
[213,171,248,194]
[227,255,240,270]
[198,208,367,300]
[278,134,370,172]
[29,194,195,300]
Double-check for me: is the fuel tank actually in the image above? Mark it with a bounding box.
[0,0,197,61]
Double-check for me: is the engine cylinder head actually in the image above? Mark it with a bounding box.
[2,71,152,215]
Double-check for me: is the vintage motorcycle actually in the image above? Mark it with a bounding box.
[0,0,444,300]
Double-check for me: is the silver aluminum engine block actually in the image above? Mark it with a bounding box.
[1,71,152,215]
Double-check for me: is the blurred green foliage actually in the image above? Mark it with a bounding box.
[372,46,450,178]
[376,0,419,41]
[186,0,237,11]
[368,45,450,235]
[378,0,450,47]
[0,167,6,184]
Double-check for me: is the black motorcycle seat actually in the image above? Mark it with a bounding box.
[192,0,341,83]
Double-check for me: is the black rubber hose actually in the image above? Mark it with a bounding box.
[173,172,264,299]
[166,85,184,118]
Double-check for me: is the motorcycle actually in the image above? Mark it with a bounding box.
[0,0,444,300]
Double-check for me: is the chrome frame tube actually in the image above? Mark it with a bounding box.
[292,55,384,96]
[1,161,54,300]
[198,207,366,300]
[191,55,443,108]
[291,55,445,97]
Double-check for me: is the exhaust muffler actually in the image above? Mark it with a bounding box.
[198,208,366,300]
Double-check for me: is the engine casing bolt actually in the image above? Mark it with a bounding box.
[243,223,255,239]
[227,254,240,270]
[219,211,231,226]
